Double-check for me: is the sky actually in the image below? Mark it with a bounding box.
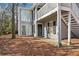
[0,3,33,9]
[22,3,33,8]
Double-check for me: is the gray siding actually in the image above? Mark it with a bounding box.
[61,20,68,39]
[18,8,33,36]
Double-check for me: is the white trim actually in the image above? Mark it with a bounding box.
[56,3,62,47]
[44,22,48,38]
[34,6,38,37]
[68,11,71,45]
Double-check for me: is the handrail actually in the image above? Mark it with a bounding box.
[71,3,79,21]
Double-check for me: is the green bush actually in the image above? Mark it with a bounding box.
[0,16,12,35]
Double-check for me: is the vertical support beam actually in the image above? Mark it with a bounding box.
[18,8,21,36]
[34,4,38,37]
[56,3,62,47]
[44,23,47,38]
[34,22,38,37]
[68,11,71,45]
[18,8,20,36]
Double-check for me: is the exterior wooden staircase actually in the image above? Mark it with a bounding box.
[61,11,79,38]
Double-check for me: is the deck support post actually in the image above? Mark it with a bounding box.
[44,23,47,38]
[68,11,71,46]
[18,8,21,36]
[56,3,62,47]
[34,5,38,37]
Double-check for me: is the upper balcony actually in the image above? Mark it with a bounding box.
[37,3,73,21]
[61,3,71,8]
[37,3,57,20]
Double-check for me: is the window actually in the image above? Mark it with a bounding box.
[53,21,56,34]
[37,7,40,11]
[21,10,32,22]
[48,23,49,27]
[53,21,56,26]
[33,24,35,34]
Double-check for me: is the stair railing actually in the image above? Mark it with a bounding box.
[71,3,79,24]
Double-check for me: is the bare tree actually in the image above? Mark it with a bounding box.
[12,3,16,39]
[15,3,19,34]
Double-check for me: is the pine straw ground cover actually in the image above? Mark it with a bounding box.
[0,34,79,56]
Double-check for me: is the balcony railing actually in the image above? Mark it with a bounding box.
[37,3,57,19]
[61,3,71,8]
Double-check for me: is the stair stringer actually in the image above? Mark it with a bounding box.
[61,16,76,39]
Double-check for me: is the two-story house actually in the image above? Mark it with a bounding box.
[18,3,79,47]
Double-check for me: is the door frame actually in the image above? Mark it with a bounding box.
[38,23,43,37]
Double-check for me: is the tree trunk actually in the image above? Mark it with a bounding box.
[15,3,18,34]
[0,12,4,35]
[12,3,16,39]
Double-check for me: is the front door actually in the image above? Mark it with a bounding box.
[38,24,42,36]
[22,25,26,35]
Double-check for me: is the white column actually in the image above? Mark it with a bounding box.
[56,3,62,47]
[18,8,21,36]
[68,11,71,45]
[34,5,38,37]
[44,23,47,38]
[34,22,38,37]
